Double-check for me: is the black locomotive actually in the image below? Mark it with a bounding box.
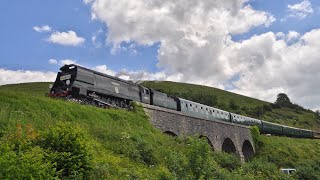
[50,64,320,139]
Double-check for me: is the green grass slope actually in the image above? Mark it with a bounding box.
[0,82,319,179]
[142,81,320,130]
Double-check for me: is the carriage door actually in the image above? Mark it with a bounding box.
[139,87,151,104]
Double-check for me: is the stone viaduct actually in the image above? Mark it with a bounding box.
[141,103,255,163]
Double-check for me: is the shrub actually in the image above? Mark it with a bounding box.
[0,124,56,179]
[36,121,93,178]
[164,149,188,179]
[250,126,263,151]
[212,152,241,171]
[294,160,320,180]
[0,144,56,179]
[132,135,159,165]
[185,136,217,179]
[239,158,291,179]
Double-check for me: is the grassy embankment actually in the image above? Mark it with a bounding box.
[0,82,319,179]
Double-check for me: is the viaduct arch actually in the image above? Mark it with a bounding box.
[222,138,237,154]
[142,103,255,163]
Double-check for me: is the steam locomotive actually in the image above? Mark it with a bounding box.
[49,64,320,139]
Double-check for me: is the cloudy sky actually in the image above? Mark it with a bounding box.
[1,0,320,110]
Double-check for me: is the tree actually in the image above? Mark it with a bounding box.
[315,110,320,117]
[275,93,292,107]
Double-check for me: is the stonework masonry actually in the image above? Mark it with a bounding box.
[141,103,255,163]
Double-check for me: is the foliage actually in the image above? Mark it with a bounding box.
[36,121,93,178]
[293,159,320,180]
[237,158,293,180]
[229,99,239,110]
[0,82,320,179]
[0,144,56,179]
[275,93,292,107]
[184,136,217,179]
[212,152,241,171]
[250,126,263,152]
[0,124,56,179]
[0,121,94,179]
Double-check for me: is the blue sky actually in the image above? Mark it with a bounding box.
[234,0,320,40]
[1,0,320,109]
[1,0,318,72]
[0,0,319,71]
[0,0,159,72]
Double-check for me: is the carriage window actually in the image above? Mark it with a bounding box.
[201,107,203,109]
[145,89,149,94]
[190,104,192,107]
[186,104,188,108]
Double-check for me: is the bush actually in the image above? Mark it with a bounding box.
[294,160,320,180]
[250,126,263,151]
[0,143,56,179]
[132,135,159,165]
[239,158,292,179]
[36,121,93,178]
[212,152,241,171]
[165,136,218,179]
[185,136,217,179]
[164,149,188,179]
[0,124,56,179]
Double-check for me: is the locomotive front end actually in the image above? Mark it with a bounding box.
[49,65,77,97]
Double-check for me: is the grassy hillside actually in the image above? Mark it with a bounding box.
[142,81,268,108]
[0,82,319,179]
[142,81,320,130]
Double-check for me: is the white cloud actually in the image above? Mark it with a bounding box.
[227,29,320,110]
[33,25,52,32]
[89,0,274,51]
[88,0,274,83]
[286,31,300,42]
[0,69,56,86]
[47,31,85,46]
[59,59,77,65]
[92,64,183,83]
[91,29,103,48]
[93,65,116,76]
[48,59,77,66]
[288,0,313,19]
[85,1,320,110]
[83,0,94,4]
[48,59,58,65]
